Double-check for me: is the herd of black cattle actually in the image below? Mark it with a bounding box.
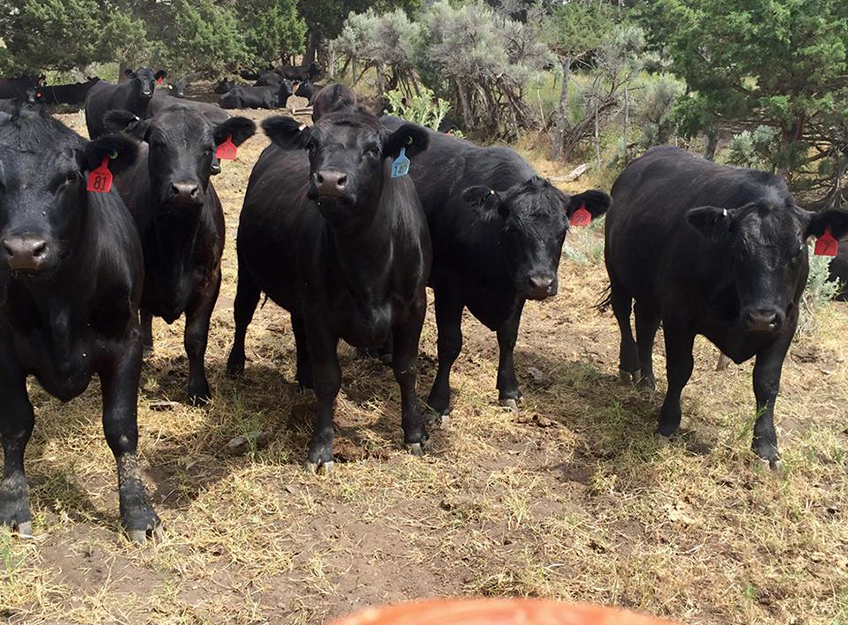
[1,65,847,543]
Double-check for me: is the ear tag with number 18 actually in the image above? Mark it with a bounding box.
[391,147,410,178]
[814,228,838,257]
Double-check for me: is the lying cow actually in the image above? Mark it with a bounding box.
[36,77,100,105]
[85,68,166,138]
[605,146,848,468]
[226,108,432,472]
[380,116,609,416]
[106,104,255,404]
[220,82,291,110]
[0,107,160,541]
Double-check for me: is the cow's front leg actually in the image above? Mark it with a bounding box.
[393,286,429,454]
[0,364,35,537]
[100,333,161,543]
[305,322,340,474]
[752,325,794,470]
[185,272,220,405]
[496,299,526,411]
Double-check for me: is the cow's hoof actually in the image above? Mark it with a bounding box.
[637,375,656,391]
[678,415,692,430]
[15,521,33,538]
[128,524,164,545]
[653,431,671,446]
[499,398,519,412]
[619,368,641,385]
[406,439,432,457]
[187,384,212,406]
[305,460,334,475]
[769,459,783,474]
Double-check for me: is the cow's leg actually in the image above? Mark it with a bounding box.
[496,299,526,411]
[610,281,640,383]
[427,283,465,417]
[305,323,340,474]
[0,366,34,537]
[140,310,154,355]
[100,333,160,543]
[634,300,661,390]
[226,263,261,378]
[751,328,793,469]
[291,314,313,390]
[393,286,429,455]
[184,271,220,405]
[657,326,695,437]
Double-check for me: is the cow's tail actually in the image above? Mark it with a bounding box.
[595,285,612,313]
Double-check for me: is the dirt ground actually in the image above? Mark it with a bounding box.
[0,101,846,625]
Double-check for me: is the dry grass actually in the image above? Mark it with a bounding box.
[0,104,846,625]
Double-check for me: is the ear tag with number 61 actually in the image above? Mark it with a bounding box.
[814,228,838,257]
[87,156,113,193]
[391,147,410,178]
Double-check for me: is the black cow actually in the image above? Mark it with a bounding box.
[105,105,255,404]
[0,87,41,114]
[0,107,160,541]
[828,236,848,300]
[293,80,316,101]
[226,109,432,472]
[85,68,166,138]
[312,83,356,122]
[380,116,609,415]
[605,146,848,467]
[220,82,291,110]
[255,70,284,87]
[276,62,322,82]
[164,77,187,98]
[214,79,237,94]
[0,75,43,99]
[37,77,100,105]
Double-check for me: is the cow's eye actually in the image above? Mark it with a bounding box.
[366,145,380,158]
[64,171,77,185]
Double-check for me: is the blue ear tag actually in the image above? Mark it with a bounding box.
[391,147,410,178]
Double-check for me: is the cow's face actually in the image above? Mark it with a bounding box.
[464,180,610,300]
[688,201,848,334]
[106,106,254,208]
[167,78,187,98]
[126,67,158,100]
[262,111,428,225]
[0,111,136,275]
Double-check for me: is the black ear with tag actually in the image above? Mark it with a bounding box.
[81,134,138,175]
[384,123,429,159]
[262,116,310,150]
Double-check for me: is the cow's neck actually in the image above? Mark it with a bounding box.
[147,201,204,267]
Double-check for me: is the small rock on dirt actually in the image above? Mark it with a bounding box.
[516,413,558,428]
[526,366,549,387]
[224,431,272,456]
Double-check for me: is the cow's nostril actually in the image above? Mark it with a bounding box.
[316,173,324,185]
[337,175,347,188]
[3,241,14,257]
[32,241,46,258]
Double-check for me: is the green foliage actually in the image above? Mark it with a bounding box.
[241,0,307,66]
[635,74,685,148]
[297,0,421,45]
[726,126,779,170]
[547,0,614,60]
[385,86,450,131]
[799,242,843,333]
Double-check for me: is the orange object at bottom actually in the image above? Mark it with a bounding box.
[327,598,682,625]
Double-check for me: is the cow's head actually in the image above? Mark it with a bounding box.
[125,67,160,100]
[262,109,428,225]
[167,78,187,98]
[0,109,137,275]
[106,105,254,208]
[311,84,356,122]
[463,179,610,300]
[688,199,848,333]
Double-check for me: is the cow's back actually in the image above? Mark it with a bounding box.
[84,81,115,138]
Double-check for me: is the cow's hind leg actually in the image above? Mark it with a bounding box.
[634,300,661,390]
[291,314,313,390]
[140,310,154,355]
[0,367,35,537]
[657,325,695,437]
[226,262,261,378]
[184,271,220,405]
[427,283,464,418]
[610,281,640,383]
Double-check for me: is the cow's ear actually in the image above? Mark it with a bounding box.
[124,68,134,78]
[805,208,848,240]
[687,206,734,241]
[104,109,149,141]
[81,134,138,176]
[566,189,611,220]
[262,116,309,150]
[154,70,167,81]
[215,116,256,147]
[463,186,504,217]
[384,123,429,159]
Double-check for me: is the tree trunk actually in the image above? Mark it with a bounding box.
[551,55,573,161]
[623,85,630,161]
[594,95,601,170]
[303,30,319,66]
[704,128,718,161]
[778,113,806,177]
[457,80,472,130]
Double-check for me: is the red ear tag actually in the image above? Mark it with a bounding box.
[156,77,164,85]
[570,204,591,227]
[216,135,237,160]
[87,157,113,193]
[814,228,838,257]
